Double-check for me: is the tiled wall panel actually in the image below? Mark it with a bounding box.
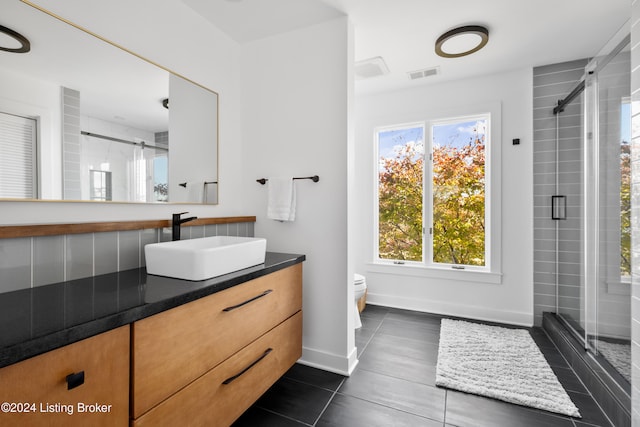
[532,59,589,326]
[0,221,255,294]
[62,87,82,200]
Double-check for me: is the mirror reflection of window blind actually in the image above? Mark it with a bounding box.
[0,112,37,198]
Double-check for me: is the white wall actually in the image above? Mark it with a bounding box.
[355,68,534,326]
[0,0,246,222]
[241,17,356,374]
[168,74,218,203]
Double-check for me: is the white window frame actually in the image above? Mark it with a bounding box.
[427,113,491,271]
[374,121,425,264]
[372,102,502,284]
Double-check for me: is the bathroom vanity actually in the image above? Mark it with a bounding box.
[0,252,304,426]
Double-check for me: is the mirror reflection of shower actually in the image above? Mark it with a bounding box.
[80,129,168,203]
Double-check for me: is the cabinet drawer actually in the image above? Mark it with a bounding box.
[0,326,129,427]
[132,263,302,418]
[133,311,302,427]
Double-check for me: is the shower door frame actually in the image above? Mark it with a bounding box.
[554,28,632,393]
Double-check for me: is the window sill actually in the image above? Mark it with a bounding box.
[366,261,502,284]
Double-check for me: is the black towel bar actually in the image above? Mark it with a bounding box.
[256,175,319,185]
[179,181,218,188]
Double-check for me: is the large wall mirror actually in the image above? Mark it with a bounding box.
[0,1,219,204]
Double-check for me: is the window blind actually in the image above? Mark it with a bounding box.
[0,111,37,198]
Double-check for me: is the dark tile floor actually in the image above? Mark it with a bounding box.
[233,305,613,427]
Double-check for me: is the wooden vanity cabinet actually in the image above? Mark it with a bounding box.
[0,262,303,427]
[0,326,130,427]
[131,263,303,425]
[134,311,302,427]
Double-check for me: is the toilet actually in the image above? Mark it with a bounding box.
[353,274,367,329]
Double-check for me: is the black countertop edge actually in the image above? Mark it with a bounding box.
[135,254,306,320]
[0,313,132,369]
[0,252,305,369]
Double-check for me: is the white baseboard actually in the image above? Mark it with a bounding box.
[298,345,359,376]
[366,292,533,327]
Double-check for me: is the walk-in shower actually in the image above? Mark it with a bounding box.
[549,25,631,421]
[554,31,631,384]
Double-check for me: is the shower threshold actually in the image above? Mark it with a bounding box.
[543,312,629,427]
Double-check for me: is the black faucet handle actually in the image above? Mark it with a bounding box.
[173,212,188,220]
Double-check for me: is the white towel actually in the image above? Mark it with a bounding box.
[267,177,296,221]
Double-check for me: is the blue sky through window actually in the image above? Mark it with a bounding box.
[621,102,631,143]
[154,157,168,184]
[433,119,486,149]
[378,126,424,160]
[378,119,486,169]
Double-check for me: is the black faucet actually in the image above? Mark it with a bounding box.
[172,212,197,241]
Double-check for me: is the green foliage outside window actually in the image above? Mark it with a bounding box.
[620,140,631,277]
[378,121,486,266]
[432,127,485,266]
[378,141,423,261]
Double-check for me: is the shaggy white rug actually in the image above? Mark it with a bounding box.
[436,319,581,418]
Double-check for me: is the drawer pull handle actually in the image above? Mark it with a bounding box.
[66,371,85,390]
[222,290,273,312]
[222,348,273,385]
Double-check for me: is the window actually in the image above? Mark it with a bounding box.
[377,125,425,262]
[153,155,168,202]
[376,110,497,275]
[430,116,487,268]
[90,169,112,201]
[0,111,37,198]
[620,102,631,280]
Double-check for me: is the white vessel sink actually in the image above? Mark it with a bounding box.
[145,236,267,281]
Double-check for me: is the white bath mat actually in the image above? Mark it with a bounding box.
[436,319,581,418]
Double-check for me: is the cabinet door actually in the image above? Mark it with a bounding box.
[132,263,302,418]
[133,311,302,427]
[0,326,129,427]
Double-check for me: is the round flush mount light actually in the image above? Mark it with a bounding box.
[435,25,488,58]
[0,25,30,53]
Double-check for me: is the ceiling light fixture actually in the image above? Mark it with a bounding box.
[0,25,30,53]
[435,25,488,58]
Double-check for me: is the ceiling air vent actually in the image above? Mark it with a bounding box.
[355,56,390,80]
[408,66,440,80]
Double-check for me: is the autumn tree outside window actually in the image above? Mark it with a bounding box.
[376,113,490,270]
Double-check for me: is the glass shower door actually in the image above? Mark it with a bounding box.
[586,38,632,384]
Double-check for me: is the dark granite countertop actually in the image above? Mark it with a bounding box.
[0,252,305,368]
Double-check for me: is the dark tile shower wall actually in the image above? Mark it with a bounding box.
[532,59,588,326]
[62,87,82,200]
[154,131,169,148]
[0,221,255,294]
